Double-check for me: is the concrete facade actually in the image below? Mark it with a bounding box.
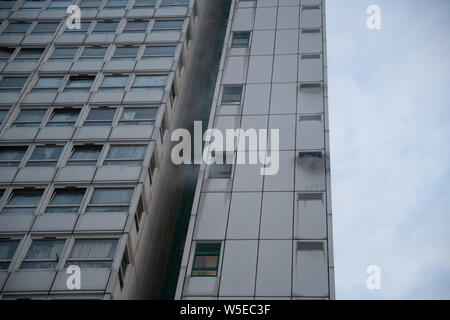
[175,0,335,300]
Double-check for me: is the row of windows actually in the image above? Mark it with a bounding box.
[0,0,190,11]
[0,73,169,94]
[0,237,125,271]
[4,105,158,128]
[1,19,185,36]
[230,29,321,49]
[0,143,150,168]
[0,44,177,63]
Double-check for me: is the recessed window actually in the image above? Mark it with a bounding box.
[104,145,147,166]
[118,248,129,289]
[130,75,167,92]
[49,47,78,61]
[0,109,9,124]
[79,0,101,8]
[32,76,63,92]
[1,189,43,214]
[45,188,86,214]
[99,75,128,91]
[208,163,232,179]
[112,46,138,60]
[0,77,28,93]
[47,0,73,9]
[3,22,31,34]
[79,47,107,60]
[0,47,14,61]
[65,239,118,268]
[123,20,148,33]
[31,22,60,35]
[133,0,156,8]
[0,240,19,270]
[14,48,45,61]
[119,107,158,125]
[142,46,176,60]
[221,85,243,104]
[67,145,102,166]
[46,108,80,127]
[0,146,27,167]
[64,75,95,92]
[84,107,117,126]
[152,20,184,32]
[160,0,190,7]
[12,109,46,127]
[93,21,119,33]
[105,0,128,8]
[64,21,90,33]
[192,243,221,277]
[0,0,16,9]
[22,0,46,9]
[86,188,133,213]
[231,31,250,48]
[20,239,65,269]
[26,145,64,167]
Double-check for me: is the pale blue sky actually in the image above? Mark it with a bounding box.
[326,0,450,299]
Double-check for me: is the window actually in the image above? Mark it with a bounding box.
[105,0,128,8]
[0,0,17,9]
[79,47,107,60]
[123,20,148,33]
[0,77,27,93]
[152,20,184,32]
[134,198,144,231]
[93,21,119,33]
[86,188,133,213]
[112,46,138,60]
[133,0,156,8]
[208,163,232,179]
[221,85,243,104]
[3,22,31,34]
[45,188,86,213]
[46,108,80,127]
[12,109,46,127]
[84,107,117,126]
[0,146,27,167]
[1,189,43,214]
[79,0,101,8]
[119,107,158,125]
[0,240,19,270]
[142,46,176,60]
[160,0,190,7]
[130,75,167,92]
[118,247,129,289]
[0,47,14,61]
[192,243,221,276]
[0,109,9,124]
[65,239,118,268]
[67,145,102,166]
[49,47,78,61]
[64,75,95,92]
[47,0,73,9]
[14,48,45,61]
[64,21,90,33]
[104,145,146,166]
[99,75,128,91]
[149,154,156,179]
[231,31,250,48]
[32,76,63,92]
[20,240,65,269]
[26,145,63,167]
[31,22,60,35]
[22,0,46,9]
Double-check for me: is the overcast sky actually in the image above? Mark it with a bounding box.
[326,0,450,299]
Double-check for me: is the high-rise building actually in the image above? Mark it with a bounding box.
[0,0,333,301]
[175,0,334,300]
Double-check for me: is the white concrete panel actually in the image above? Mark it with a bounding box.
[273,55,298,83]
[247,55,273,84]
[276,6,299,29]
[263,150,295,191]
[232,8,254,31]
[254,7,277,30]
[260,192,293,239]
[268,114,296,150]
[270,83,297,114]
[222,56,248,84]
[296,114,324,149]
[193,193,231,240]
[243,84,270,115]
[275,29,299,55]
[226,192,261,239]
[250,30,275,55]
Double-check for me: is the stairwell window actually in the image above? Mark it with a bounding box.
[192,243,221,276]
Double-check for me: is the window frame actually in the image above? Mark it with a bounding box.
[25,145,64,167]
[0,239,20,271]
[44,188,87,214]
[64,238,119,269]
[103,144,147,166]
[85,187,134,213]
[191,242,221,277]
[66,144,103,166]
[20,238,66,270]
[231,31,251,48]
[12,108,48,127]
[0,146,28,167]
[0,188,44,215]
[221,85,243,105]
[83,106,118,126]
